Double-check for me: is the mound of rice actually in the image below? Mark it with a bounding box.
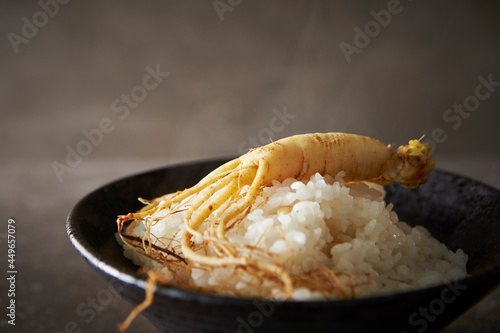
[120,172,468,300]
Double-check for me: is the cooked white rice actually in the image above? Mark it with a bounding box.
[120,172,468,300]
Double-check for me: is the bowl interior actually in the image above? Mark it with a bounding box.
[68,159,227,278]
[67,159,500,333]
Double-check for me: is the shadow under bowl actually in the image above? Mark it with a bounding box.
[67,158,500,333]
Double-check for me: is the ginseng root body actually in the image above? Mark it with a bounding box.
[117,132,434,298]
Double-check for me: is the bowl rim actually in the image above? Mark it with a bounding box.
[66,159,500,307]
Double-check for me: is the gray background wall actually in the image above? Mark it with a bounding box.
[2,1,499,169]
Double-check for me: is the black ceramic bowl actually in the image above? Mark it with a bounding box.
[67,158,500,333]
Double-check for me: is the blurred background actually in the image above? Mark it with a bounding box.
[1,1,499,332]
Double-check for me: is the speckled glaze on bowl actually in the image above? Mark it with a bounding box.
[67,158,500,333]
